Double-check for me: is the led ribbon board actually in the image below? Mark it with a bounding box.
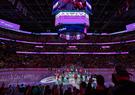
[0,19,20,30]
[55,11,89,26]
[126,23,135,31]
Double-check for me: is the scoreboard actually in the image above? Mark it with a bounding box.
[52,0,92,40]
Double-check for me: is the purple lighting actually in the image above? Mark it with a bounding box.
[16,51,128,55]
[35,45,44,48]
[101,46,110,49]
[55,16,89,26]
[16,40,43,45]
[0,19,20,30]
[56,11,89,40]
[55,12,89,26]
[126,23,135,31]
[126,39,135,43]
[67,46,78,50]
[39,33,58,35]
[0,37,11,41]
[1,37,135,45]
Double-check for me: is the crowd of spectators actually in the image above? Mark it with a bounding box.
[0,39,135,68]
[0,65,135,95]
[0,50,135,68]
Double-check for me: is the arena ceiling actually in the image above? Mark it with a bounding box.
[0,0,135,33]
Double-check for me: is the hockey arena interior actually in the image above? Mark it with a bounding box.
[0,0,135,95]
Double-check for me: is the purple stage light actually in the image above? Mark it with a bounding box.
[0,26,33,34]
[16,51,128,55]
[101,33,109,35]
[46,42,67,45]
[0,19,20,30]
[35,45,44,48]
[125,39,135,43]
[39,33,58,35]
[98,42,121,45]
[126,23,135,31]
[0,37,11,41]
[67,46,78,50]
[18,30,32,34]
[101,46,110,49]
[16,40,43,45]
[110,30,127,35]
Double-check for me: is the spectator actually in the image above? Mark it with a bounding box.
[52,85,60,95]
[64,87,72,95]
[19,84,26,95]
[85,78,93,95]
[73,87,79,95]
[31,86,41,95]
[0,82,6,95]
[60,84,64,95]
[25,85,32,95]
[94,75,108,95]
[108,65,135,95]
[6,85,15,95]
[44,85,51,95]
[80,81,87,95]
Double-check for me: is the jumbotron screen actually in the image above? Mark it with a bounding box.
[52,0,92,14]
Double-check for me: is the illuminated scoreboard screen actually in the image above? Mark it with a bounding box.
[52,0,92,40]
[55,11,89,26]
[52,0,92,15]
